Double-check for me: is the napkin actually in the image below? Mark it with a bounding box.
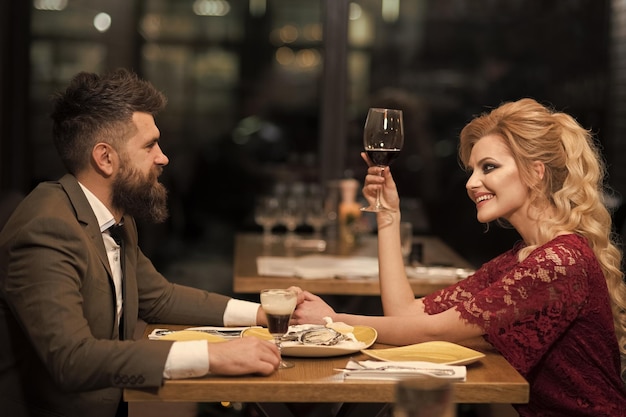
[257,255,474,281]
[338,359,466,381]
[257,255,379,279]
[405,266,474,283]
[148,326,249,340]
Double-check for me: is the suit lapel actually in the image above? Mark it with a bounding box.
[59,175,113,276]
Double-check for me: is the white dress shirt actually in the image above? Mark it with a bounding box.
[78,183,260,379]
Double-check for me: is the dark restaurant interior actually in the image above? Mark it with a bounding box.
[0,1,624,415]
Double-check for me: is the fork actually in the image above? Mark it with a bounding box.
[344,360,455,376]
[374,365,456,376]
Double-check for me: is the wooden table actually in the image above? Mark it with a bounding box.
[233,233,475,296]
[124,325,528,412]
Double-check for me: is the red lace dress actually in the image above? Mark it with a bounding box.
[423,234,626,416]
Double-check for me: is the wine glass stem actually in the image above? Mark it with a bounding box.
[260,227,272,247]
[284,225,297,247]
[375,168,385,209]
[375,189,383,209]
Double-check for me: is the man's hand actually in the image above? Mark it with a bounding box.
[208,337,280,376]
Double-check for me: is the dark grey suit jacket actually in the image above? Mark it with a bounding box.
[0,174,233,417]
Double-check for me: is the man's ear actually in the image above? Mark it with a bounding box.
[532,160,545,182]
[92,143,115,177]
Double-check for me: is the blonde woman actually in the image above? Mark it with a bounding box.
[294,98,626,415]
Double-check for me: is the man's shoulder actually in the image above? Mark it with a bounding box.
[2,176,82,232]
[21,179,70,211]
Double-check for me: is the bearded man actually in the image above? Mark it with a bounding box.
[0,69,281,417]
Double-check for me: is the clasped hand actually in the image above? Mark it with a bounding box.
[290,288,337,326]
[210,286,316,376]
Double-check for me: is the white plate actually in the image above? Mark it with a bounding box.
[242,325,378,357]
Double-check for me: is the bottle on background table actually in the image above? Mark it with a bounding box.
[338,178,361,247]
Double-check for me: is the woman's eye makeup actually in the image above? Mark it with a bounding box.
[482,163,497,173]
[465,162,498,177]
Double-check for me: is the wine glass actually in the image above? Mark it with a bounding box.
[394,377,455,417]
[260,288,298,369]
[304,198,327,239]
[361,107,404,212]
[254,196,281,245]
[281,196,304,247]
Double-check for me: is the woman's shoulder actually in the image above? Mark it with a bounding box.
[527,234,598,274]
[480,234,591,274]
[541,234,592,257]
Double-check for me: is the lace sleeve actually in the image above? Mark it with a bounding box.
[423,250,514,313]
[426,240,591,374]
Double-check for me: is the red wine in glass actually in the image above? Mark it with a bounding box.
[361,108,404,212]
[366,148,401,166]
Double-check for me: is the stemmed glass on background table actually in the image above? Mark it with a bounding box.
[254,196,281,245]
[281,197,304,246]
[361,107,404,212]
[305,198,327,239]
[260,288,298,369]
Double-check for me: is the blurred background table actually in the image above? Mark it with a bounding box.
[233,233,475,296]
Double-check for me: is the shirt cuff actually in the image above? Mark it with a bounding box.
[223,298,260,327]
[163,340,209,379]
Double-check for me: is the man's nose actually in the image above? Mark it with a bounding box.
[155,145,169,166]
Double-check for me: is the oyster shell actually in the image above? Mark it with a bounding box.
[298,328,344,346]
[280,326,346,346]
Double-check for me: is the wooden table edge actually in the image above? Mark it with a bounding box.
[124,325,529,405]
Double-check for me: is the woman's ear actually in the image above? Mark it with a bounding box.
[92,143,115,177]
[532,160,545,182]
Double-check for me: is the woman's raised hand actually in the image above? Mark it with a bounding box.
[361,152,401,218]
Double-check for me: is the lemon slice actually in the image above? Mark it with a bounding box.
[240,327,273,341]
[326,321,354,334]
[322,316,354,334]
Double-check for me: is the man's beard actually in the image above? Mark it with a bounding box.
[111,164,169,223]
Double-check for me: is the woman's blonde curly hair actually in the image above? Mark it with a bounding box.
[459,98,626,365]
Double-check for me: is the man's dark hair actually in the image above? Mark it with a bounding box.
[51,68,167,174]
